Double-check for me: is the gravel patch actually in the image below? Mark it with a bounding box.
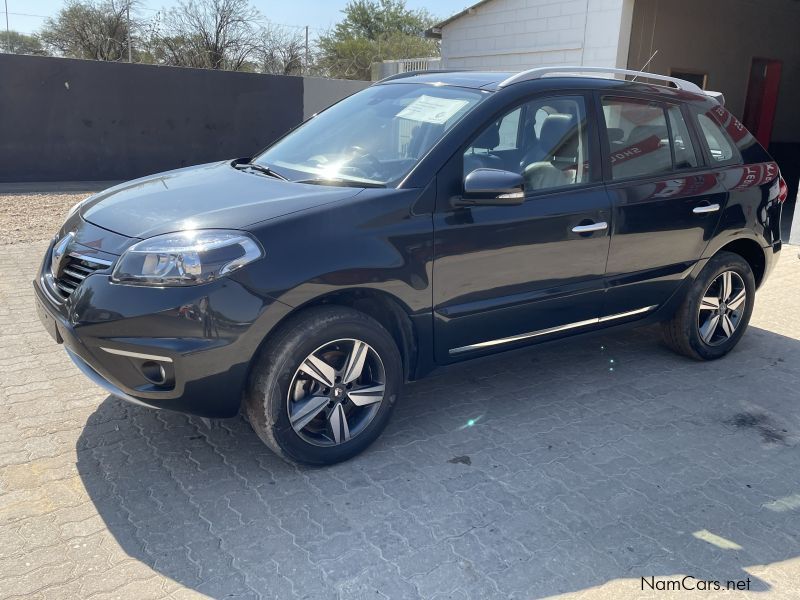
[0,191,89,244]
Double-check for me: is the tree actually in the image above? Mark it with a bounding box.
[0,31,49,55]
[256,25,305,76]
[331,0,435,39]
[39,0,136,61]
[146,0,261,71]
[317,0,439,80]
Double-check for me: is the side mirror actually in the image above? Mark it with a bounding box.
[456,168,525,207]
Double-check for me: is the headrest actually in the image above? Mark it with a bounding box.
[472,121,500,150]
[539,114,576,155]
[607,127,624,143]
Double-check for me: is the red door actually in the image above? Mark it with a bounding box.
[742,58,782,147]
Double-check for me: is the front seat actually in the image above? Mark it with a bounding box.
[524,162,570,191]
[520,114,575,169]
[523,114,579,191]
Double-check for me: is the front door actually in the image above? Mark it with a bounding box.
[433,93,611,362]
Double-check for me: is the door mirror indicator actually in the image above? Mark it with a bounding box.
[456,168,525,206]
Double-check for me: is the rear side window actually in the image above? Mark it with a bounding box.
[602,98,673,180]
[697,113,736,163]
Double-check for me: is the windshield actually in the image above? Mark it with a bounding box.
[254,83,488,187]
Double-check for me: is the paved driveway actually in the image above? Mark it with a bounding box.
[2,235,800,599]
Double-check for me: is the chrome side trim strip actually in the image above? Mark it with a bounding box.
[448,305,658,355]
[449,318,598,355]
[598,305,658,322]
[65,347,159,409]
[100,347,174,363]
[69,252,114,266]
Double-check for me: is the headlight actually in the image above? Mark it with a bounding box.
[111,229,264,286]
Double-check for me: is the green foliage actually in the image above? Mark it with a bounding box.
[317,0,439,80]
[39,0,135,61]
[331,0,435,39]
[0,31,49,55]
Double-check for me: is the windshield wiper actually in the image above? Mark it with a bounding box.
[296,177,386,188]
[233,161,288,181]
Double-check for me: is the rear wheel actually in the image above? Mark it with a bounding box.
[662,251,756,360]
[245,306,402,465]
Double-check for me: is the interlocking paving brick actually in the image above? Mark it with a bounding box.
[2,236,800,599]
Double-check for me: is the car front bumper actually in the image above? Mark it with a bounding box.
[34,235,292,418]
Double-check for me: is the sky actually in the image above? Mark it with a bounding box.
[3,0,471,36]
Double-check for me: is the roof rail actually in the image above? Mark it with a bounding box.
[498,66,705,94]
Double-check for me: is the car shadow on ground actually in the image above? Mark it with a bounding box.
[76,324,800,599]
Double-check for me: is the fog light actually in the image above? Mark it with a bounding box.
[141,361,167,385]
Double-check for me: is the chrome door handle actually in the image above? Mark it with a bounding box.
[572,221,608,233]
[693,203,720,214]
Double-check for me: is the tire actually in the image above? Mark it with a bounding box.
[662,251,756,361]
[245,306,402,465]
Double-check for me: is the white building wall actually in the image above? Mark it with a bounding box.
[439,0,634,71]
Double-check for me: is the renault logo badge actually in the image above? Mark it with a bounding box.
[51,232,74,278]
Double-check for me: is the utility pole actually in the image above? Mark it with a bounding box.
[304,25,309,74]
[4,0,10,53]
[126,1,132,62]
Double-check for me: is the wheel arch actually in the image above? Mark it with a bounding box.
[253,288,420,384]
[714,238,766,288]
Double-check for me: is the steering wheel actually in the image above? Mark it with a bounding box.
[349,145,382,175]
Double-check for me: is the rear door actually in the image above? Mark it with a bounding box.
[599,94,727,318]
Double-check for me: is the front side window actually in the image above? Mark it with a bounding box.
[255,84,487,187]
[464,96,591,194]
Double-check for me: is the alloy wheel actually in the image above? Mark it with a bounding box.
[697,270,747,346]
[287,338,386,446]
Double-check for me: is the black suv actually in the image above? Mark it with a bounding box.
[35,67,787,465]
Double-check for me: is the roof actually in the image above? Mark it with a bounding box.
[377,70,514,89]
[426,0,494,38]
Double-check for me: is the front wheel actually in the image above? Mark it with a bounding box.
[245,306,402,465]
[662,251,756,361]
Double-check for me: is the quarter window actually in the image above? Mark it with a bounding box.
[495,108,522,150]
[697,113,736,162]
[464,96,591,193]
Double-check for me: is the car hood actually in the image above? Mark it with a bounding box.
[81,160,364,239]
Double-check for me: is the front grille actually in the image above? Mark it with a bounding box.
[53,254,110,299]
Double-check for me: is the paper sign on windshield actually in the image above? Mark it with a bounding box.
[396,95,469,125]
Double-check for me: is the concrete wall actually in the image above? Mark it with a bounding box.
[439,0,633,70]
[0,54,367,182]
[302,76,369,119]
[628,0,800,144]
